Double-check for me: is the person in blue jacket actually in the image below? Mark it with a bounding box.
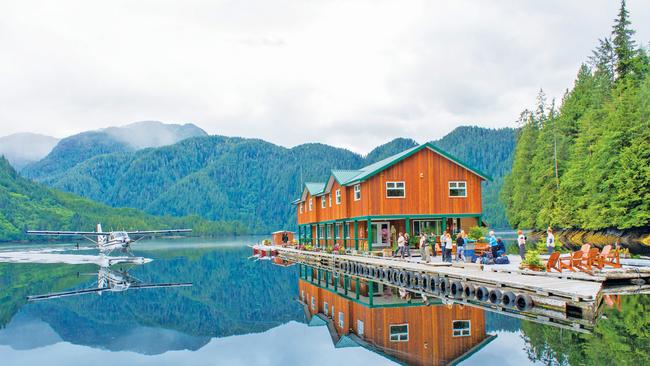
[488,231,498,257]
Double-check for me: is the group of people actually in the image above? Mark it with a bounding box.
[391,227,558,264]
[394,230,475,263]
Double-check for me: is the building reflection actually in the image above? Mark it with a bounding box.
[298,264,494,365]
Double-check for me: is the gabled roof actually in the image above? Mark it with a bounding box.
[304,182,326,195]
[331,170,362,185]
[346,142,491,183]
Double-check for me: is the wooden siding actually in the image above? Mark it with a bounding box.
[297,147,483,225]
[299,279,488,366]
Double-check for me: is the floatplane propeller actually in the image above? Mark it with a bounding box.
[27,224,192,256]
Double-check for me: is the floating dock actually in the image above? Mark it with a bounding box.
[272,246,650,332]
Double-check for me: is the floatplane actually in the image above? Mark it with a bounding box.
[27,263,192,301]
[27,224,191,255]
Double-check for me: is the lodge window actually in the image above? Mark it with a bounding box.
[319,226,325,239]
[321,196,326,208]
[389,324,409,342]
[311,296,316,310]
[336,223,342,239]
[309,199,313,211]
[354,184,361,201]
[413,220,442,236]
[386,181,405,198]
[324,302,329,316]
[328,194,332,207]
[452,320,471,337]
[357,320,365,336]
[338,312,344,328]
[335,189,341,204]
[449,181,467,197]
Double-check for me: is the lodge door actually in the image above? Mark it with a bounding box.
[372,222,390,247]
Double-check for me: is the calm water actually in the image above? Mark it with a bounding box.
[0,237,648,365]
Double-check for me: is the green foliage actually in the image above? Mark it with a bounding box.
[521,294,650,366]
[0,157,245,241]
[522,250,542,267]
[468,226,486,241]
[502,4,650,231]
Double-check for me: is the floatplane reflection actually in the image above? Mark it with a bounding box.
[26,263,192,302]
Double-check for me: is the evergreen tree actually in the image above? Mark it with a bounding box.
[612,0,636,80]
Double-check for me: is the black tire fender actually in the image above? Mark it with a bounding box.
[515,294,534,311]
[489,289,503,304]
[502,291,517,307]
[476,286,489,301]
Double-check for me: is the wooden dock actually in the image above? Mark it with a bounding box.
[272,246,650,332]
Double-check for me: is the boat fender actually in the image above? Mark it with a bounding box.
[391,269,401,285]
[450,280,463,298]
[379,268,387,281]
[489,289,503,304]
[439,277,450,295]
[412,273,423,290]
[399,271,409,287]
[430,276,440,294]
[515,294,534,311]
[502,291,517,307]
[463,284,475,298]
[421,274,431,292]
[475,286,489,302]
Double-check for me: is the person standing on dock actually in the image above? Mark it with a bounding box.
[444,232,453,263]
[404,233,411,258]
[455,231,466,262]
[546,227,555,254]
[419,233,430,263]
[488,231,497,256]
[428,232,437,258]
[517,230,527,260]
[397,232,406,259]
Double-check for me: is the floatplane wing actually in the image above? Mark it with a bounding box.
[125,229,192,235]
[26,230,111,236]
[27,283,193,301]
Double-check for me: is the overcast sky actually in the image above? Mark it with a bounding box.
[1,1,649,153]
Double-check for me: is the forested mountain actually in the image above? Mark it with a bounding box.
[21,121,206,180]
[501,1,650,231]
[0,156,246,241]
[0,133,59,170]
[23,127,515,232]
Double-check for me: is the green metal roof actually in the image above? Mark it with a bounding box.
[331,170,363,185]
[304,182,326,195]
[346,142,491,183]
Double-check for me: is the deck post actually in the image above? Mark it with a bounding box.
[324,223,328,248]
[344,275,349,295]
[334,222,338,246]
[317,269,321,285]
[367,218,373,252]
[354,220,359,251]
[334,272,338,291]
[343,221,348,248]
[368,280,374,307]
[442,217,447,233]
[325,271,329,288]
[316,225,320,247]
[355,278,360,300]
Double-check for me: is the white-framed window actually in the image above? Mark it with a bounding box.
[309,199,313,211]
[335,189,341,204]
[338,312,344,328]
[354,184,361,201]
[386,181,405,198]
[300,203,303,214]
[328,194,332,207]
[336,223,342,239]
[311,296,316,310]
[389,324,409,342]
[449,181,467,197]
[319,225,325,239]
[324,302,329,316]
[321,196,326,208]
[357,320,365,336]
[452,320,471,337]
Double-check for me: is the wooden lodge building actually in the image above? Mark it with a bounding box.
[298,264,494,365]
[293,143,490,251]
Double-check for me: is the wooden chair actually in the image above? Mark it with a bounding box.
[583,248,601,271]
[560,250,584,272]
[598,245,622,268]
[546,252,562,272]
[580,244,591,260]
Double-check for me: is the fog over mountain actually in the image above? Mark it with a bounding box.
[0,133,60,170]
[101,121,207,149]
